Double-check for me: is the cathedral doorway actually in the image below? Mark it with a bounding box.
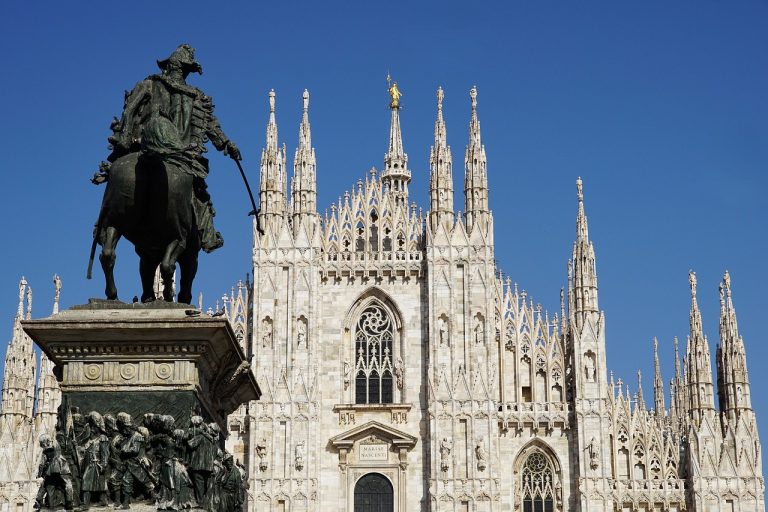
[354,473,394,512]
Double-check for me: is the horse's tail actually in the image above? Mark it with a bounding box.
[87,203,106,280]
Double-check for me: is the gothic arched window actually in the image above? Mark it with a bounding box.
[521,451,555,512]
[354,304,394,404]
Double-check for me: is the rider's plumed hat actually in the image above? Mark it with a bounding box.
[157,44,203,75]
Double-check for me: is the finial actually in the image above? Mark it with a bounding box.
[53,274,61,315]
[688,270,697,298]
[17,277,26,318]
[437,87,444,111]
[723,270,731,298]
[26,284,32,320]
[654,336,659,356]
[576,177,584,202]
[470,86,477,110]
[302,89,309,112]
[269,89,276,113]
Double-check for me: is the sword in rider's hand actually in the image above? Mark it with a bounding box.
[233,157,264,235]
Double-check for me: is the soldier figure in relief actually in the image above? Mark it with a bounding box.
[117,412,156,509]
[35,434,75,511]
[80,412,110,509]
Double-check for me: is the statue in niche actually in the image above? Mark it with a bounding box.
[475,438,488,471]
[474,317,484,344]
[438,317,449,346]
[256,438,268,471]
[394,356,404,390]
[587,437,600,470]
[80,412,110,509]
[261,318,273,348]
[439,437,452,473]
[35,434,75,511]
[585,353,596,383]
[296,319,307,348]
[295,441,305,471]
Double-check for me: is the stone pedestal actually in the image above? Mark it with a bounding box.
[22,300,260,430]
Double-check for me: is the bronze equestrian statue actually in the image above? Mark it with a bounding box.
[88,44,257,304]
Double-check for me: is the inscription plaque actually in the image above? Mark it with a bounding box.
[359,443,389,461]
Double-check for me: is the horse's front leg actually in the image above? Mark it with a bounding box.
[99,226,121,300]
[160,239,185,302]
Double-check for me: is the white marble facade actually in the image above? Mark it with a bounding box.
[0,86,764,512]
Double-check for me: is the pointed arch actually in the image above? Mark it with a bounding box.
[344,288,403,405]
[343,288,404,332]
[512,440,562,512]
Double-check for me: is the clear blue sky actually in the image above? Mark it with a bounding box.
[1,0,766,464]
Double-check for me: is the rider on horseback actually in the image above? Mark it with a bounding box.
[99,43,240,254]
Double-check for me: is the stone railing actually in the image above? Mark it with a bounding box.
[497,402,570,432]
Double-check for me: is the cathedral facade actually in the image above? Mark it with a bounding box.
[0,84,765,512]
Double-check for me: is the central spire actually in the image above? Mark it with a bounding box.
[381,75,411,209]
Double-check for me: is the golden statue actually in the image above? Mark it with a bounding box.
[387,73,402,108]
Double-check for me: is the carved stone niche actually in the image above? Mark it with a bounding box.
[22,300,261,431]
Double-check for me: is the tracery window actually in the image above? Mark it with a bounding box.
[354,305,394,404]
[521,451,555,512]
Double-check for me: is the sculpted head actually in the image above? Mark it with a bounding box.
[116,412,133,431]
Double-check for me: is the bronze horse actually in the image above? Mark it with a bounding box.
[90,150,199,304]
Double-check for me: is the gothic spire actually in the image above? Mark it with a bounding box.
[291,89,318,234]
[568,177,599,330]
[381,76,411,209]
[637,369,645,411]
[36,275,61,433]
[653,337,666,415]
[685,270,715,426]
[464,86,489,232]
[716,271,753,425]
[429,86,454,232]
[259,89,288,232]
[2,277,36,420]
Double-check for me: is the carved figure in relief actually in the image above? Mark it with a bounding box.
[343,359,352,390]
[35,434,75,511]
[261,318,272,347]
[475,438,488,471]
[296,319,307,348]
[394,355,404,390]
[587,437,600,470]
[295,441,305,471]
[117,412,156,508]
[255,438,268,472]
[187,416,216,505]
[80,412,110,509]
[214,453,244,512]
[440,437,452,472]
